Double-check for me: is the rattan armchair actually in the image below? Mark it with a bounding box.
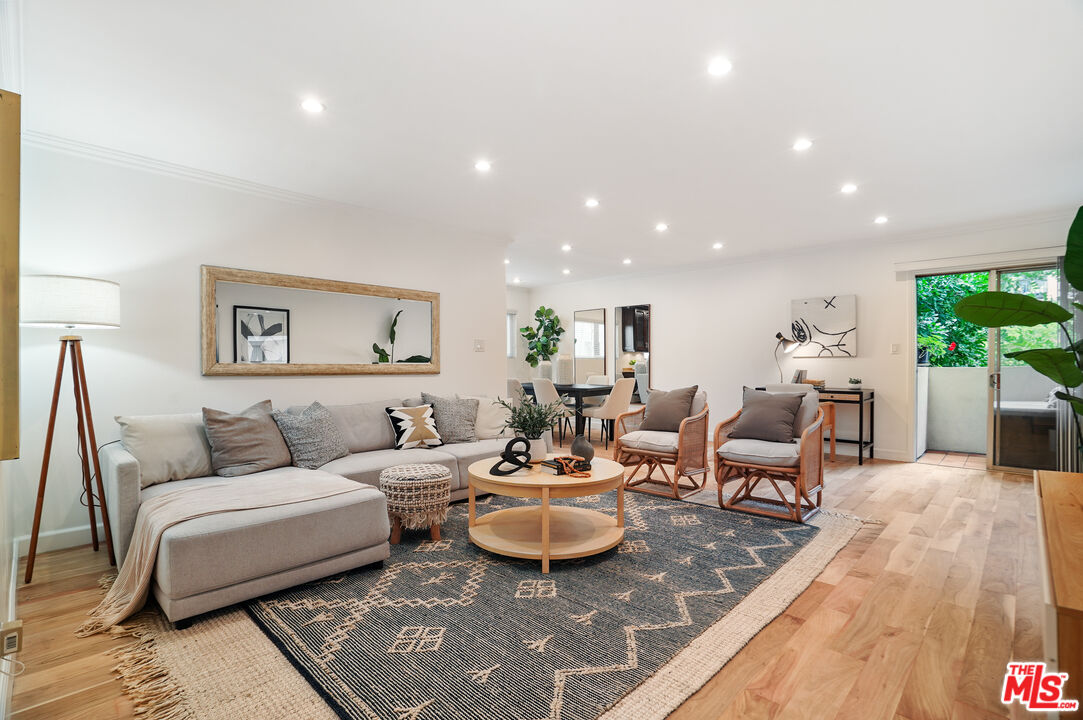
[614,392,709,499]
[714,404,825,523]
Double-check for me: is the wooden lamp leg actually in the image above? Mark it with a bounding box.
[74,341,115,566]
[24,340,68,583]
[69,345,100,551]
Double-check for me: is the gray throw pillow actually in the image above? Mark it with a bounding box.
[729,388,803,443]
[202,400,292,477]
[642,385,699,432]
[422,392,479,444]
[272,402,349,470]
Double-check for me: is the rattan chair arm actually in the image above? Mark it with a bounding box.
[799,407,826,473]
[616,406,646,437]
[713,409,742,451]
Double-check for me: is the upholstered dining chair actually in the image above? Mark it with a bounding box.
[581,374,611,409]
[507,378,525,406]
[531,377,573,446]
[582,377,636,449]
[614,388,709,499]
[714,385,824,523]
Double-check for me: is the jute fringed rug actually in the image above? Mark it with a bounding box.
[108,494,861,720]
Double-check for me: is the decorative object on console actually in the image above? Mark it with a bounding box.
[203,400,292,476]
[848,377,862,388]
[488,437,532,476]
[773,331,799,382]
[570,433,595,463]
[790,294,858,358]
[790,369,807,383]
[421,392,478,443]
[20,274,121,582]
[234,305,289,363]
[378,463,452,544]
[519,305,566,369]
[271,401,349,469]
[385,404,443,449]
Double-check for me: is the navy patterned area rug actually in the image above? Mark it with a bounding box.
[246,492,822,720]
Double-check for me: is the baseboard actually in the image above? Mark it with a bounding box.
[14,522,105,559]
[828,446,912,463]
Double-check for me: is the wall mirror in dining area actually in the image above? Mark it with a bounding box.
[614,304,650,402]
[572,308,606,383]
[200,265,439,375]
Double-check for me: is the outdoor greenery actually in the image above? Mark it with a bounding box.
[954,206,1083,452]
[494,389,568,439]
[916,272,990,367]
[520,306,566,368]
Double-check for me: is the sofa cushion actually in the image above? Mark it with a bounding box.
[422,392,478,444]
[729,389,802,443]
[435,438,516,482]
[115,412,213,488]
[272,402,349,469]
[717,438,801,467]
[289,399,401,454]
[386,404,443,449]
[461,396,512,440]
[202,400,291,477]
[319,448,461,490]
[642,386,698,432]
[619,430,679,454]
[144,468,388,599]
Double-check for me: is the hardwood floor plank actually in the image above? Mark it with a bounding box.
[896,601,973,720]
[834,626,924,720]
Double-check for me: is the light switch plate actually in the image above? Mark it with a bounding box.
[890,343,900,354]
[1,620,23,656]
[473,339,485,352]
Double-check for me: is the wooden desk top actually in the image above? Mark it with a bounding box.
[1036,470,1083,615]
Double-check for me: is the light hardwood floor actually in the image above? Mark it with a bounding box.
[10,442,1037,719]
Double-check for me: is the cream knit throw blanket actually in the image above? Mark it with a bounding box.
[77,474,365,636]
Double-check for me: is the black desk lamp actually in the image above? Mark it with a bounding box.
[774,331,798,382]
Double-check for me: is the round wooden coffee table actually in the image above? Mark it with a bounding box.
[467,455,625,573]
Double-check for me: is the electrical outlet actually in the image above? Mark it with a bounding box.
[473,339,485,352]
[890,343,900,355]
[1,620,23,656]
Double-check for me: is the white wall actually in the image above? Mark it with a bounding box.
[14,146,508,551]
[525,216,1069,461]
[505,286,533,381]
[927,367,987,453]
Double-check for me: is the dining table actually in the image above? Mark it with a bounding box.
[520,381,613,437]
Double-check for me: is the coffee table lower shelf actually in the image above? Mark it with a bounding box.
[468,506,624,571]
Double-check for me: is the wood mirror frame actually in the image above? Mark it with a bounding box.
[200,265,440,376]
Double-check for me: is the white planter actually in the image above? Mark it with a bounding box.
[528,438,548,463]
[534,360,553,380]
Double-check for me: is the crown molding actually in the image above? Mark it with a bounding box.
[21,130,351,207]
[0,0,23,93]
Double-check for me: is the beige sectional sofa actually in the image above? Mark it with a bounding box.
[102,395,536,624]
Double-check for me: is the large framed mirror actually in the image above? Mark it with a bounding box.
[572,308,606,383]
[201,265,440,376]
[614,304,650,403]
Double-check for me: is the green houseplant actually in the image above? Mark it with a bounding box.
[520,306,566,369]
[372,309,431,364]
[953,206,1083,451]
[495,389,567,461]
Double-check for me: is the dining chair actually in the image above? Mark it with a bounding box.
[581,375,610,408]
[507,378,525,407]
[582,377,636,449]
[531,377,573,446]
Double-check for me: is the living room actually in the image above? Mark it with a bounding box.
[1,2,1082,719]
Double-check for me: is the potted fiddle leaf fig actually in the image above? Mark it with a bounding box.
[953,206,1083,452]
[520,306,565,379]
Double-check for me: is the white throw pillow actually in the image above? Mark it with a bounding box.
[115,413,214,488]
[461,396,511,440]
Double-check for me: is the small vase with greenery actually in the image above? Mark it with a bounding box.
[495,389,567,462]
[954,206,1083,454]
[520,306,566,370]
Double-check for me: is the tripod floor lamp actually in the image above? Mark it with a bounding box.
[21,275,119,583]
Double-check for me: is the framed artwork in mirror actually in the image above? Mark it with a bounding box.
[233,305,290,364]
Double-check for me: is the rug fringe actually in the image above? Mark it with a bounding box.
[105,612,193,720]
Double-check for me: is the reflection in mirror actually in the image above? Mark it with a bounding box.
[573,308,606,383]
[201,266,439,376]
[614,304,650,403]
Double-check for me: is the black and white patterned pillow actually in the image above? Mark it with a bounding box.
[272,402,349,469]
[385,404,444,449]
[422,393,479,444]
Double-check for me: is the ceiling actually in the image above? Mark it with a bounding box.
[17,1,1083,286]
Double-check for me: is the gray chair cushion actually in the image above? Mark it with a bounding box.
[619,430,679,454]
[142,468,388,599]
[642,385,698,432]
[202,400,291,477]
[289,399,401,453]
[319,448,461,490]
[762,384,819,437]
[717,438,801,467]
[272,402,349,469]
[729,389,802,443]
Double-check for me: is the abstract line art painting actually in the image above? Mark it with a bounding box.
[790,295,857,357]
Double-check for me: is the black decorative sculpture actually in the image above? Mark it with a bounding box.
[488,437,532,476]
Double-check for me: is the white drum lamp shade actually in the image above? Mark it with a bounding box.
[20,275,121,329]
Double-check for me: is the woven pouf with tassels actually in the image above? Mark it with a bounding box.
[378,463,452,544]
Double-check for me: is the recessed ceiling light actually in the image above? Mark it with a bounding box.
[655,222,669,232]
[301,98,326,113]
[584,197,599,208]
[562,268,571,275]
[840,183,858,194]
[561,244,572,252]
[712,242,724,250]
[792,137,813,152]
[504,259,510,265]
[512,277,521,284]
[622,258,632,265]
[707,56,733,77]
[874,215,889,224]
[474,159,492,173]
